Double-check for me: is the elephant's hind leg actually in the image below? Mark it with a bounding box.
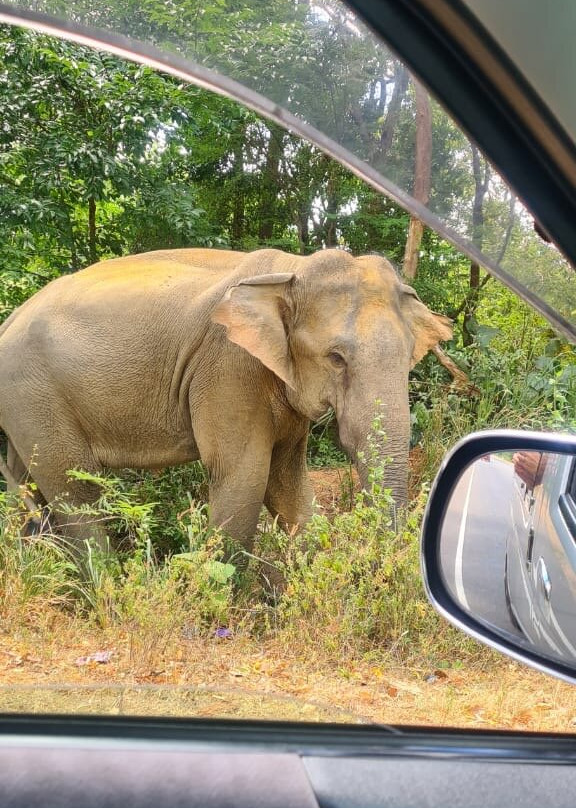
[10,424,110,554]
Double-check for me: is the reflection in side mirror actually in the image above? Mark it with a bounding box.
[422,431,576,685]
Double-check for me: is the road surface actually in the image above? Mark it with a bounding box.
[440,455,520,636]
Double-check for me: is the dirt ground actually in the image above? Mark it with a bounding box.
[2,466,576,732]
[2,615,576,732]
[309,466,359,515]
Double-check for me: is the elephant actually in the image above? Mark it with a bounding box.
[0,247,452,553]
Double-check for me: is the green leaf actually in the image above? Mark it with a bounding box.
[204,560,236,584]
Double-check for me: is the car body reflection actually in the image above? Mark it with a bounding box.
[506,451,576,661]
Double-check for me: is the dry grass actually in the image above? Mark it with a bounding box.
[1,607,576,732]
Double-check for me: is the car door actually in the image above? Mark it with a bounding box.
[506,452,546,638]
[529,453,576,659]
[507,452,576,657]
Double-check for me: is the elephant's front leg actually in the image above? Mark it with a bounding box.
[264,434,314,533]
[192,391,276,558]
[205,438,273,559]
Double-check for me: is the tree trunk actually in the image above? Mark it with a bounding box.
[231,137,245,247]
[403,80,432,280]
[297,206,311,254]
[496,193,517,264]
[258,125,284,243]
[290,143,314,254]
[88,198,97,265]
[462,144,490,346]
[377,63,409,164]
[323,158,339,248]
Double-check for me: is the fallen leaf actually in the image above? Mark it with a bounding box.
[356,691,376,705]
[513,709,536,726]
[74,651,113,666]
[387,678,423,696]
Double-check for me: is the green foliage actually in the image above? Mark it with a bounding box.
[277,498,446,661]
[117,464,209,556]
[65,469,159,549]
[355,402,394,507]
[0,468,237,634]
[307,411,347,468]
[0,430,481,668]
[278,442,410,656]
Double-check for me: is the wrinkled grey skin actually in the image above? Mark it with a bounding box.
[0,248,452,552]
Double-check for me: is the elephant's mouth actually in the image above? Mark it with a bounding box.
[314,400,334,422]
[288,388,333,422]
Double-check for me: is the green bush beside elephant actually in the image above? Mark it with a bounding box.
[0,247,452,552]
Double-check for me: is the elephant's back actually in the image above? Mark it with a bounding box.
[0,246,304,345]
[72,248,242,295]
[2,250,243,331]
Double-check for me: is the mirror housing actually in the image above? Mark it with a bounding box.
[421,429,576,686]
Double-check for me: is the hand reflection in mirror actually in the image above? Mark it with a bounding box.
[512,450,547,490]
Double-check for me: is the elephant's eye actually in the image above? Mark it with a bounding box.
[328,351,346,368]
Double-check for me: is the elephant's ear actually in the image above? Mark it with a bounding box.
[211,273,297,389]
[401,284,453,368]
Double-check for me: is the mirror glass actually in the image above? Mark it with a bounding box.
[440,449,576,666]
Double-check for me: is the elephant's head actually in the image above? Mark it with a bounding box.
[212,250,452,507]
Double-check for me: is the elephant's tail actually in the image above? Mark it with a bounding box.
[0,442,13,488]
[0,430,41,522]
[0,428,12,488]
[0,427,13,479]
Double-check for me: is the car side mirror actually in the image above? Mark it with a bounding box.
[421,430,576,685]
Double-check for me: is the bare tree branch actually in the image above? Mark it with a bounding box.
[431,345,481,397]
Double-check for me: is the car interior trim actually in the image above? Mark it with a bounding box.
[345,0,576,276]
[5,714,576,760]
[4,729,576,808]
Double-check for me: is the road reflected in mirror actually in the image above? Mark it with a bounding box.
[440,450,576,666]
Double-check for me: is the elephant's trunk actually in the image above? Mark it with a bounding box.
[354,423,410,508]
[337,374,411,510]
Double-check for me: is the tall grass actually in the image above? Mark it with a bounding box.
[0,418,483,674]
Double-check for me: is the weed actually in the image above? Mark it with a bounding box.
[0,407,489,673]
[0,490,79,625]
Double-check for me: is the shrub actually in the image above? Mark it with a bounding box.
[0,488,83,624]
[0,407,497,670]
